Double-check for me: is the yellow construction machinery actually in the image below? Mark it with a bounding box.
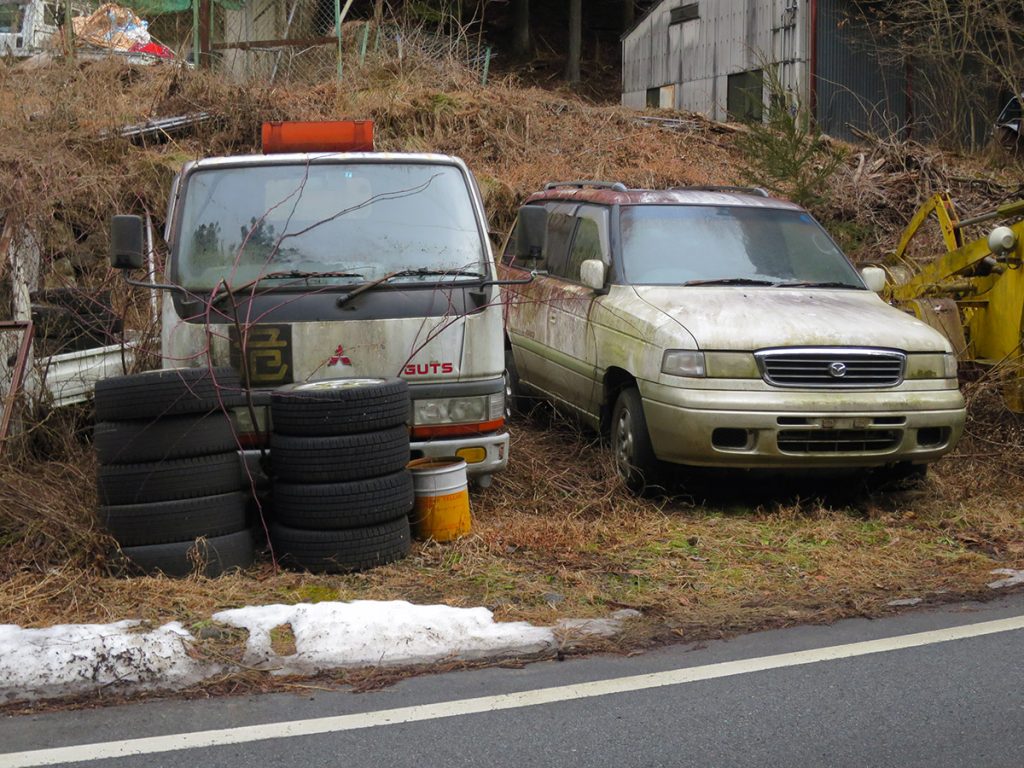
[884,193,1024,412]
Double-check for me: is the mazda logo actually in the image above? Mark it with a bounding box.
[829,362,848,378]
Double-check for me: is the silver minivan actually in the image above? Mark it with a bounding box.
[500,182,965,490]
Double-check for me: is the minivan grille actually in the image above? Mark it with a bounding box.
[777,428,902,454]
[756,348,905,388]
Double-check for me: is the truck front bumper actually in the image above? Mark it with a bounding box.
[641,384,966,469]
[410,431,509,487]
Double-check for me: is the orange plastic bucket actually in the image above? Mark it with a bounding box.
[407,457,471,542]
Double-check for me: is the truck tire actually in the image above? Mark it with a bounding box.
[98,491,248,546]
[273,471,414,530]
[269,517,411,573]
[94,413,236,464]
[610,387,661,494]
[97,453,244,506]
[270,378,410,436]
[270,426,410,483]
[94,367,247,421]
[112,529,255,578]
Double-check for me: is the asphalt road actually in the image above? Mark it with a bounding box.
[2,594,1023,768]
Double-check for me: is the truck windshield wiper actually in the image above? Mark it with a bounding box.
[336,268,485,308]
[773,280,863,289]
[683,278,779,287]
[259,270,365,281]
[205,270,365,307]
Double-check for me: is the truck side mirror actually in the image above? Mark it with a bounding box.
[515,205,547,262]
[860,266,886,293]
[580,259,606,291]
[110,215,144,270]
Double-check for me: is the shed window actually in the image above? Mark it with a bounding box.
[670,4,698,24]
[727,70,764,123]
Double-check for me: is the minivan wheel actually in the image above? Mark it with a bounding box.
[610,388,659,493]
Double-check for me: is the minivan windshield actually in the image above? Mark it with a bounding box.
[175,162,486,291]
[619,205,863,287]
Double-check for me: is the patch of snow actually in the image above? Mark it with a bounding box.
[0,621,210,703]
[886,598,923,607]
[556,609,642,639]
[988,568,1024,589]
[212,600,557,675]
[0,601,638,703]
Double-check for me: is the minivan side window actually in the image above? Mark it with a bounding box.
[544,211,576,277]
[563,217,602,281]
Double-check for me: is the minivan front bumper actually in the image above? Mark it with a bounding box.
[641,383,966,468]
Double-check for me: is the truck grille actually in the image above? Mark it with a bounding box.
[777,429,902,454]
[756,348,905,388]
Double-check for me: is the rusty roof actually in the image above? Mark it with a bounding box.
[524,183,803,210]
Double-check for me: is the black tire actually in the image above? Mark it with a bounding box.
[610,387,661,493]
[271,378,409,436]
[273,471,414,530]
[867,462,928,492]
[97,452,243,506]
[270,426,410,483]
[94,367,247,421]
[113,529,254,578]
[94,412,236,464]
[99,491,248,546]
[270,517,411,573]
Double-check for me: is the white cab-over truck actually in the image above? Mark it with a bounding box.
[109,121,511,486]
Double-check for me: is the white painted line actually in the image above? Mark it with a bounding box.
[3,613,1023,767]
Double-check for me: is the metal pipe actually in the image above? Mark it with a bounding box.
[192,0,200,67]
[808,0,818,123]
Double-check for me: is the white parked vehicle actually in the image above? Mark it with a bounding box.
[500,182,966,490]
[109,121,510,486]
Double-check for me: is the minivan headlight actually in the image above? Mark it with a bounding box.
[906,353,958,379]
[662,350,706,378]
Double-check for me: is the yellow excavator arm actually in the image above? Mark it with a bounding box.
[887,195,1024,411]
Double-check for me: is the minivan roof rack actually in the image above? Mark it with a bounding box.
[544,180,629,192]
[672,185,771,197]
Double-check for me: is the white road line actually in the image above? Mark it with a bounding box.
[2,613,1023,767]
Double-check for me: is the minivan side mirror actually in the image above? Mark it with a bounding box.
[860,266,886,293]
[110,215,144,270]
[515,205,547,261]
[580,259,606,291]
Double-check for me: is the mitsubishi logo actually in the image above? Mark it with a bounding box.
[829,361,848,378]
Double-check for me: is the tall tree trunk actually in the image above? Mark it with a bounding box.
[566,0,581,84]
[621,0,634,29]
[513,0,530,56]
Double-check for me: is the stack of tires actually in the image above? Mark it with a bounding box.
[94,367,255,577]
[268,378,414,573]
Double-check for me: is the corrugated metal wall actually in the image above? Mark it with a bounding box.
[622,0,809,121]
[814,0,906,141]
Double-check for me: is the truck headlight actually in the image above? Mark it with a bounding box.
[662,350,706,377]
[906,353,958,379]
[412,393,504,426]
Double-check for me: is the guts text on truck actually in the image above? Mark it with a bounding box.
[110,121,509,486]
[500,182,966,490]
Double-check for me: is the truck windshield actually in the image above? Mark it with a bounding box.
[174,162,486,291]
[619,205,863,287]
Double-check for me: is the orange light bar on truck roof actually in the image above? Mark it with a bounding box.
[261,120,374,154]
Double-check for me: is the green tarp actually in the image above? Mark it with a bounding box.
[128,0,245,14]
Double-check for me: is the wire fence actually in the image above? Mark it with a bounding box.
[133,0,495,85]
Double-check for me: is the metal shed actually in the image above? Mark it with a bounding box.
[621,0,907,142]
